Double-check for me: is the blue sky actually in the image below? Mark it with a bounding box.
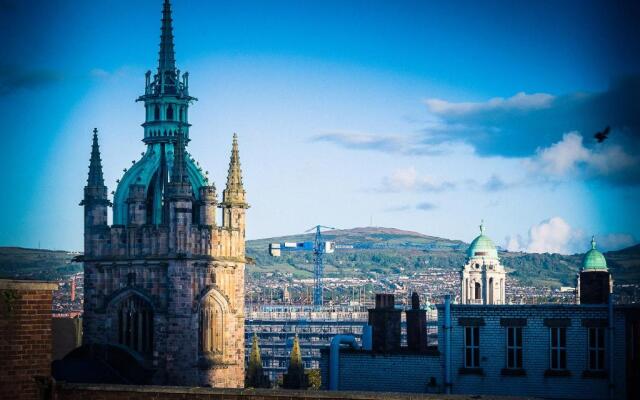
[1,0,639,253]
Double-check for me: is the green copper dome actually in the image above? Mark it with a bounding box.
[582,237,608,271]
[112,142,207,225]
[467,222,499,260]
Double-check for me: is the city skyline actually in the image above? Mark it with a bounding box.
[1,0,639,253]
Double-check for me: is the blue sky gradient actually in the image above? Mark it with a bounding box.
[1,0,639,253]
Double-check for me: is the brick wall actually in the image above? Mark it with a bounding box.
[325,304,635,399]
[320,350,441,393]
[0,279,58,400]
[437,304,619,400]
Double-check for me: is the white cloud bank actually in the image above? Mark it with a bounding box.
[380,167,456,192]
[505,216,636,254]
[525,131,637,179]
[425,92,555,117]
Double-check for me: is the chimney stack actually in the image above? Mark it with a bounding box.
[406,292,428,352]
[368,294,401,353]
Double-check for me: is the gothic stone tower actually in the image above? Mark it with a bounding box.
[80,0,247,387]
[460,222,506,305]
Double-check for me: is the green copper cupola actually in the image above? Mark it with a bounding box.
[582,236,608,271]
[137,0,196,144]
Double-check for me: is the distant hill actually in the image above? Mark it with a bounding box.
[1,227,638,288]
[0,247,81,280]
[246,227,639,288]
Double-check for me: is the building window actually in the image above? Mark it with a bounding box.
[550,327,567,370]
[117,295,154,356]
[166,104,174,120]
[474,282,481,300]
[588,327,605,371]
[200,295,224,355]
[506,327,523,369]
[464,326,480,368]
[154,105,160,120]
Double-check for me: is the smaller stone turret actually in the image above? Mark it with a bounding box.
[198,185,217,226]
[167,131,193,254]
[282,335,309,389]
[127,184,146,226]
[245,333,270,388]
[220,134,248,257]
[81,128,111,256]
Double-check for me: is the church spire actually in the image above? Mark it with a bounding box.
[158,0,176,73]
[222,133,247,206]
[87,128,105,187]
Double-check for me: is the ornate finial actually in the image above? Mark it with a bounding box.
[591,235,596,250]
[479,219,485,235]
[93,127,98,135]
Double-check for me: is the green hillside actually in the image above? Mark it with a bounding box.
[0,227,637,289]
[246,227,639,288]
[0,247,81,280]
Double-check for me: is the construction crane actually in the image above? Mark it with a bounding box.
[269,225,352,308]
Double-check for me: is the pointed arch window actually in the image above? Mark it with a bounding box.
[200,293,225,355]
[154,105,160,120]
[167,104,174,120]
[117,295,154,356]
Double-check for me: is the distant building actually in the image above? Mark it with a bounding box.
[75,0,247,387]
[577,236,613,304]
[460,222,506,305]
[245,304,438,383]
[320,232,640,400]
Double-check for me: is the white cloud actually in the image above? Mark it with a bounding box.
[425,92,555,116]
[526,217,573,254]
[380,167,456,192]
[525,131,638,181]
[505,216,637,254]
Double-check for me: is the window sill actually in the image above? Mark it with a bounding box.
[459,367,484,376]
[544,369,572,377]
[582,370,608,379]
[501,368,526,376]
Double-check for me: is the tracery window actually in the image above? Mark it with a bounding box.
[200,295,224,355]
[117,295,153,356]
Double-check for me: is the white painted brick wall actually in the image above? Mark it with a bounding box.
[322,304,634,399]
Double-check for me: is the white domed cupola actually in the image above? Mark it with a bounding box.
[460,221,506,304]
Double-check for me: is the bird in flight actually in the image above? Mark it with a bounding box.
[594,126,610,143]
